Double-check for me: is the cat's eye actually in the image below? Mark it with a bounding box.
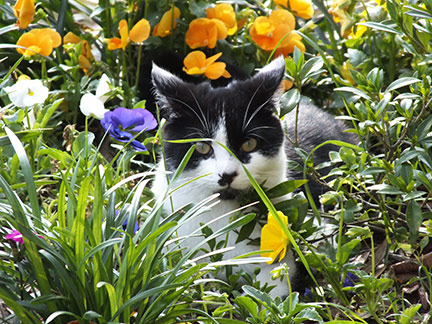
[241,138,257,152]
[195,142,212,155]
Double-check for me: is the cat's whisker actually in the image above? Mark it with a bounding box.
[243,97,272,131]
[242,81,264,133]
[189,89,211,135]
[247,125,277,133]
[169,96,208,132]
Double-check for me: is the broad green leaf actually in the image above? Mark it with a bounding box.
[280,89,300,117]
[406,201,422,243]
[398,304,421,324]
[385,77,420,93]
[335,87,371,101]
[267,179,308,198]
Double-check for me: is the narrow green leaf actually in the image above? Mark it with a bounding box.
[73,176,91,283]
[358,21,401,34]
[0,286,42,323]
[5,127,41,225]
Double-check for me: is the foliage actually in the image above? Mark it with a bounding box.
[1,0,432,323]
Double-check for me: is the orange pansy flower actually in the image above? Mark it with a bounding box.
[13,0,35,29]
[250,9,303,55]
[260,211,290,264]
[183,51,231,80]
[153,6,181,37]
[185,18,228,49]
[206,3,237,35]
[108,19,150,50]
[16,28,62,56]
[274,31,306,56]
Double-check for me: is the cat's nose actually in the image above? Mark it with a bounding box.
[218,172,238,186]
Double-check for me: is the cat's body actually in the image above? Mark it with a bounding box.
[151,57,355,296]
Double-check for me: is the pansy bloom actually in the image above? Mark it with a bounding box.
[260,211,290,264]
[274,0,314,20]
[108,19,150,50]
[153,6,181,37]
[4,79,49,107]
[16,28,62,56]
[64,32,94,72]
[183,51,231,80]
[185,18,227,49]
[80,74,111,119]
[250,9,304,55]
[13,0,35,29]
[101,107,157,151]
[206,3,237,35]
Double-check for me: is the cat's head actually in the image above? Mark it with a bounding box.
[152,57,287,199]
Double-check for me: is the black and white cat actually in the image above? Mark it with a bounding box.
[151,56,355,296]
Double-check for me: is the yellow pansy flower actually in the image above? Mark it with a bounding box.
[183,51,231,80]
[260,211,290,265]
[274,0,314,20]
[13,0,35,29]
[153,6,181,37]
[107,19,150,50]
[16,28,62,56]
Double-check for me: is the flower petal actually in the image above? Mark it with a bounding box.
[107,37,122,50]
[184,50,207,70]
[14,0,35,29]
[153,6,181,37]
[95,74,111,102]
[204,62,226,80]
[129,19,151,43]
[119,19,129,50]
[80,93,108,119]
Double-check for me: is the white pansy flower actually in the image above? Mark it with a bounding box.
[79,74,111,119]
[4,79,49,108]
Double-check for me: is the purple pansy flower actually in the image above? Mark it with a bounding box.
[343,272,359,288]
[122,219,139,234]
[101,107,157,151]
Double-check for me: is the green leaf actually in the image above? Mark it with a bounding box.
[385,77,420,93]
[234,296,258,318]
[406,201,422,244]
[5,127,40,225]
[367,184,404,195]
[294,307,323,323]
[335,87,371,101]
[337,239,361,265]
[280,89,300,117]
[267,179,308,199]
[399,304,421,324]
[242,285,273,307]
[358,21,401,34]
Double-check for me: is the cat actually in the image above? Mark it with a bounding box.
[151,56,356,296]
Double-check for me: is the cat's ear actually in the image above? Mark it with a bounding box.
[241,56,286,108]
[151,63,189,118]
